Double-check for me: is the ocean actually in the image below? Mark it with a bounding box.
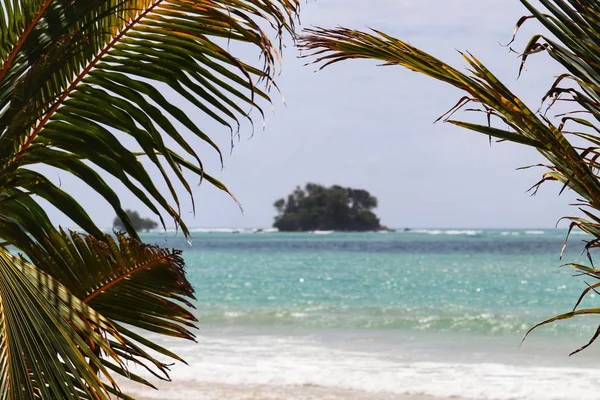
[119,229,600,400]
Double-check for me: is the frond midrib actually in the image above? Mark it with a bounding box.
[83,250,178,303]
[0,0,54,82]
[11,0,166,167]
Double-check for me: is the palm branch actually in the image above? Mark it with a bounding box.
[300,0,600,354]
[0,0,299,398]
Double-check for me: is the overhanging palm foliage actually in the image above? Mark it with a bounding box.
[301,0,600,354]
[0,0,299,398]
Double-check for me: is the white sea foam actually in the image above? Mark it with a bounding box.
[185,228,249,234]
[119,333,600,400]
[411,229,443,235]
[411,229,481,236]
[445,230,482,236]
[570,230,590,236]
[314,230,335,235]
[525,230,546,235]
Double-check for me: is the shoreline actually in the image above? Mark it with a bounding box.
[108,231,600,399]
[111,327,600,400]
[118,382,447,400]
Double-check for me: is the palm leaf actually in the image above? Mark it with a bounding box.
[0,0,301,396]
[1,0,299,239]
[20,230,198,385]
[0,247,128,399]
[300,1,600,354]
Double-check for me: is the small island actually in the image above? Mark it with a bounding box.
[113,209,158,232]
[273,183,385,232]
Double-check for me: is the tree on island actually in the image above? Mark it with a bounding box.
[113,210,158,232]
[273,183,381,231]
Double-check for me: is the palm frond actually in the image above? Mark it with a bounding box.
[18,230,198,386]
[0,0,301,396]
[1,0,299,241]
[0,247,128,399]
[300,1,600,354]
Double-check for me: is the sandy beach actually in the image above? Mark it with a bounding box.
[122,381,446,400]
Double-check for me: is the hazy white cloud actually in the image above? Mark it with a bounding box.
[302,0,523,33]
[48,1,575,230]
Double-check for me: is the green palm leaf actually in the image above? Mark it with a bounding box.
[0,0,300,397]
[300,1,600,354]
[2,0,299,238]
[22,230,198,384]
[0,248,127,399]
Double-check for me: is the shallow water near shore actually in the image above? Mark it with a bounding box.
[116,229,600,399]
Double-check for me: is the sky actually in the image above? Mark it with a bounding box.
[48,0,580,230]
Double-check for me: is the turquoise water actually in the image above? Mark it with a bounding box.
[152,229,596,336]
[129,229,600,400]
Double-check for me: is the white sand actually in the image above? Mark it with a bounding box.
[120,381,446,400]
